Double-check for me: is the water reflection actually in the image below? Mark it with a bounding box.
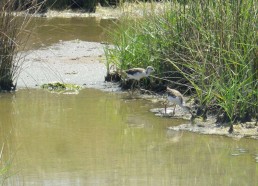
[0,89,257,185]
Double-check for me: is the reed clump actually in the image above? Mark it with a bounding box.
[105,0,257,123]
[0,0,44,91]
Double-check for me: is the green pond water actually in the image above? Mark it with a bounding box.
[0,89,257,186]
[25,17,117,50]
[0,17,257,185]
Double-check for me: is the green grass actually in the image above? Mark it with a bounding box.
[105,0,258,123]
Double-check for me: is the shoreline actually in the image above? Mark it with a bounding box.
[168,123,258,140]
[15,16,257,140]
[17,40,258,140]
[17,40,119,92]
[15,2,170,19]
[150,106,258,140]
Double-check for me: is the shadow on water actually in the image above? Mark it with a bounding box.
[0,89,257,185]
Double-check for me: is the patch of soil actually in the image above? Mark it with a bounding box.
[17,40,120,92]
[169,122,258,140]
[151,106,258,140]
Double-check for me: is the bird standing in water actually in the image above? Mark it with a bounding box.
[123,66,155,90]
[165,87,192,116]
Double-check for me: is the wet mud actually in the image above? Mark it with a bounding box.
[151,106,258,140]
[17,39,257,140]
[17,40,120,91]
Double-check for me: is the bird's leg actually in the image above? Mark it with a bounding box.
[172,105,176,116]
[127,80,134,97]
[131,80,135,90]
[164,104,167,115]
[130,80,136,95]
[133,80,140,95]
[137,80,140,89]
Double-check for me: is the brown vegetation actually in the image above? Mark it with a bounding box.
[0,0,43,91]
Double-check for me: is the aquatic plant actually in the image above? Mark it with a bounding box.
[105,0,257,123]
[41,82,82,93]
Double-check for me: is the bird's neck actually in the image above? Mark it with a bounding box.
[145,69,150,76]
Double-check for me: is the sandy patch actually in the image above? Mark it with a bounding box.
[17,40,119,91]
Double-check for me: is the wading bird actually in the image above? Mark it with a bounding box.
[165,87,192,116]
[123,66,155,90]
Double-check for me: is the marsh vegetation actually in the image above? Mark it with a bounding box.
[0,1,257,184]
[105,0,258,124]
[0,0,44,91]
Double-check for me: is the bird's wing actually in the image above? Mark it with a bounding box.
[167,89,183,98]
[171,89,181,96]
[125,68,145,75]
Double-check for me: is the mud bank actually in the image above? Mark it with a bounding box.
[17,40,119,91]
[168,122,258,140]
[151,107,258,140]
[17,40,257,140]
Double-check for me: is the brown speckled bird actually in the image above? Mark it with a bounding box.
[165,87,191,116]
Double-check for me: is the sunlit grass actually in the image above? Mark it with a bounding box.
[105,0,257,123]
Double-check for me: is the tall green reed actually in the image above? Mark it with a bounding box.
[171,0,257,122]
[106,0,257,122]
[105,5,180,81]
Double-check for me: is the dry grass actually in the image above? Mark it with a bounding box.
[0,0,45,91]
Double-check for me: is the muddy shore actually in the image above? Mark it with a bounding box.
[151,106,258,140]
[17,39,257,140]
[16,6,257,140]
[17,40,119,91]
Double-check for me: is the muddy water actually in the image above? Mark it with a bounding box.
[25,17,117,50]
[0,89,257,185]
[1,16,257,185]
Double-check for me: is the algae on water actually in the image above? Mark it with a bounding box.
[41,82,82,94]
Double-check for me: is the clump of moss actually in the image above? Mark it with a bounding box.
[41,82,82,93]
